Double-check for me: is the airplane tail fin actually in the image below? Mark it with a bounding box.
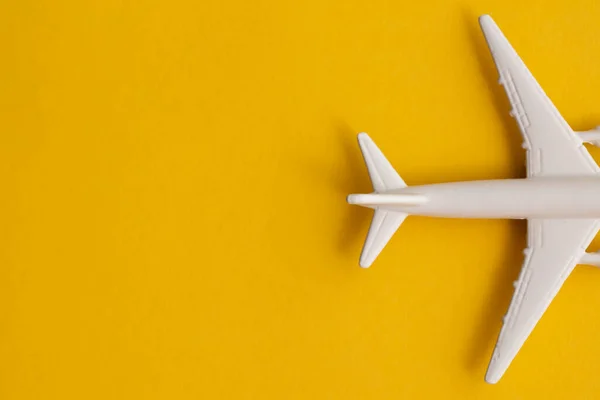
[348,133,408,268]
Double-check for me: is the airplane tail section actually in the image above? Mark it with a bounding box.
[356,133,406,192]
[348,133,409,268]
[359,209,407,268]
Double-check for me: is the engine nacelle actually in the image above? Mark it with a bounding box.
[578,127,600,146]
[580,251,600,267]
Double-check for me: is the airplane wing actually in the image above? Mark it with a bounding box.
[479,15,600,177]
[479,15,600,382]
[486,218,600,383]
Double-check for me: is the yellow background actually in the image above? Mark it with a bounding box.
[2,0,600,398]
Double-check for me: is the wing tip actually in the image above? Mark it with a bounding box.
[484,369,501,385]
[357,132,373,156]
[357,132,371,145]
[478,14,493,26]
[478,14,502,39]
[485,350,507,384]
[359,241,376,268]
[358,257,372,269]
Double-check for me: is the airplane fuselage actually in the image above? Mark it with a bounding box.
[352,177,600,219]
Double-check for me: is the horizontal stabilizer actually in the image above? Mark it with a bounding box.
[358,133,406,192]
[360,210,407,268]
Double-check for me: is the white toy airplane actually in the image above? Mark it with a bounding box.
[347,15,600,384]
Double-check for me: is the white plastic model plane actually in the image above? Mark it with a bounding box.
[347,15,600,383]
